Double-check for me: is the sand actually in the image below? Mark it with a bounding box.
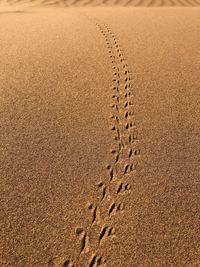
[0,1,200,267]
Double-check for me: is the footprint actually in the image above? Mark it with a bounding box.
[134,149,140,156]
[107,165,116,181]
[124,92,131,99]
[128,132,138,144]
[75,227,90,255]
[129,110,134,116]
[111,115,119,124]
[125,122,129,130]
[112,86,119,91]
[107,227,115,237]
[124,111,129,118]
[115,153,119,163]
[111,104,119,111]
[108,202,116,216]
[123,164,129,174]
[96,256,106,266]
[112,79,120,85]
[111,126,117,131]
[124,102,128,108]
[110,149,120,163]
[98,225,108,244]
[97,182,107,201]
[129,121,136,128]
[113,72,120,78]
[87,203,101,225]
[112,95,119,102]
[123,162,138,174]
[88,254,105,267]
[98,225,116,245]
[116,182,131,194]
[129,148,133,158]
[116,202,124,212]
[108,200,123,216]
[124,70,129,75]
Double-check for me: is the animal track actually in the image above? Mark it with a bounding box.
[64,17,141,266]
[88,254,106,267]
[108,200,124,216]
[87,203,101,225]
[116,182,131,194]
[108,202,116,216]
[97,181,107,201]
[98,225,115,245]
[75,227,90,254]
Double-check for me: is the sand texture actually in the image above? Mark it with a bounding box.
[0,2,200,267]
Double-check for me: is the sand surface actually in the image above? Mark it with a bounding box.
[0,1,200,267]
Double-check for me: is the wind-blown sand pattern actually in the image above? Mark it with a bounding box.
[1,0,200,6]
[0,1,200,267]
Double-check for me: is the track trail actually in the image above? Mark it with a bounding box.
[57,17,141,267]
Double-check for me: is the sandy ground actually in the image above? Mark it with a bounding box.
[0,2,200,267]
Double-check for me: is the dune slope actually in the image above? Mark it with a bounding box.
[0,5,200,267]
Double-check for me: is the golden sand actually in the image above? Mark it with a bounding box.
[0,1,200,266]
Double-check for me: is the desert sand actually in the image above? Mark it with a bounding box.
[0,1,200,266]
